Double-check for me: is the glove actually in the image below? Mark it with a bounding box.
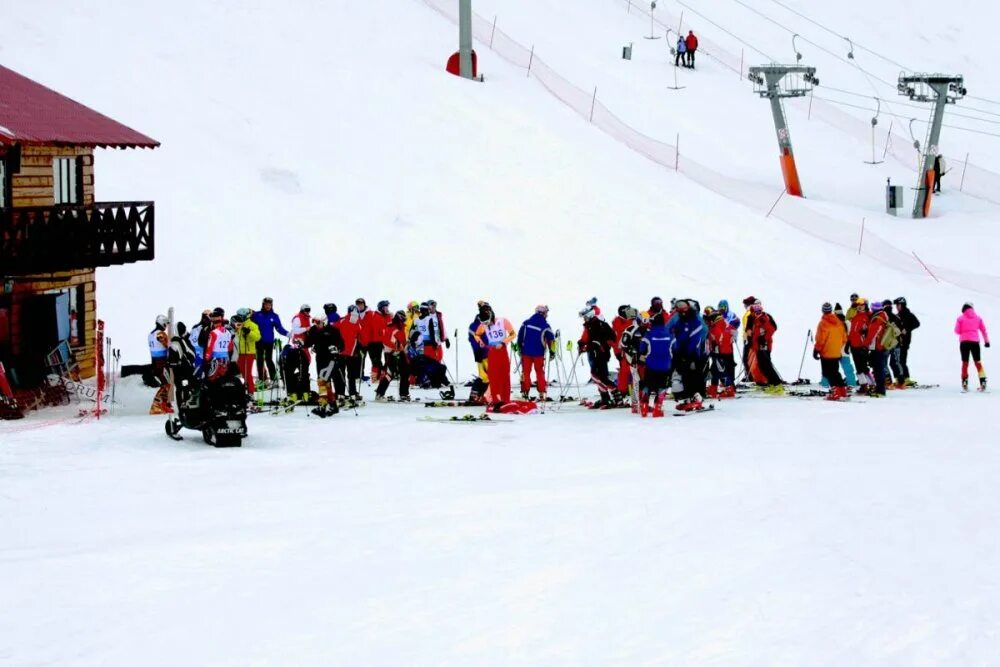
[445,339,451,349]
[813,350,821,360]
[548,348,556,361]
[987,342,991,348]
[511,342,520,353]
[577,341,586,354]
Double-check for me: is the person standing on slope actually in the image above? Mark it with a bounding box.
[578,304,619,409]
[814,302,849,401]
[376,311,411,402]
[613,305,637,399]
[667,299,708,409]
[232,309,261,397]
[955,302,990,392]
[305,315,343,415]
[204,308,235,383]
[468,301,491,404]
[517,305,556,401]
[675,36,687,68]
[428,300,450,362]
[748,300,783,393]
[638,313,674,418]
[706,306,737,398]
[474,304,516,409]
[290,305,312,353]
[848,298,873,391]
[149,314,173,415]
[893,297,920,387]
[337,305,363,400]
[251,297,289,387]
[359,298,388,383]
[864,301,890,397]
[685,30,699,68]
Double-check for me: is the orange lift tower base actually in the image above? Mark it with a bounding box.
[748,65,819,198]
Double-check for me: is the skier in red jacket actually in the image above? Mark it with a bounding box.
[612,305,636,396]
[685,31,699,68]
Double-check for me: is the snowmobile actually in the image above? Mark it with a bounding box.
[165,361,248,447]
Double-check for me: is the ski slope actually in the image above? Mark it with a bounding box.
[2,0,999,663]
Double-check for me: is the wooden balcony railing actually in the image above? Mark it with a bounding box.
[0,201,154,275]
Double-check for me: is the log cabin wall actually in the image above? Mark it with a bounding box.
[5,146,98,379]
[11,145,95,207]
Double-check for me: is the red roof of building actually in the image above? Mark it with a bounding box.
[0,64,159,149]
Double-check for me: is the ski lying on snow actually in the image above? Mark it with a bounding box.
[418,414,514,424]
[672,404,716,417]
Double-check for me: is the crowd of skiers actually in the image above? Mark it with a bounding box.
[145,292,989,417]
[147,298,459,415]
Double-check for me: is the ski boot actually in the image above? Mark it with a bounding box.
[721,385,737,399]
[520,391,531,401]
[640,402,649,418]
[538,392,548,403]
[374,394,387,402]
[688,393,704,411]
[980,375,988,392]
[398,394,412,402]
[706,384,719,399]
[652,405,665,418]
[440,386,456,400]
[962,377,969,393]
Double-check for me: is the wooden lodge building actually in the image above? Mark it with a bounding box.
[0,64,158,389]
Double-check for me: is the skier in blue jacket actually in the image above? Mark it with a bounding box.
[517,305,556,400]
[638,313,675,417]
[667,299,708,409]
[251,297,289,385]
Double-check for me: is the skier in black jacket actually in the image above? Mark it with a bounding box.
[578,305,620,408]
[894,297,921,386]
[306,317,344,415]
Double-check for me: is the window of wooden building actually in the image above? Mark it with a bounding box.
[53,156,82,205]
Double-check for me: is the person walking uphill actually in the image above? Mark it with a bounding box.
[252,298,288,386]
[955,302,990,391]
[474,303,516,409]
[814,302,849,401]
[685,30,699,68]
[517,305,556,401]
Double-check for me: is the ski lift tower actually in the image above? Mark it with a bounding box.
[898,73,966,218]
[748,64,819,197]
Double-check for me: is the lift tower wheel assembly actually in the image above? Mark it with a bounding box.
[748,64,819,197]
[898,73,966,218]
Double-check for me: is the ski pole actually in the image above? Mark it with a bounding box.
[797,329,813,382]
[454,328,459,384]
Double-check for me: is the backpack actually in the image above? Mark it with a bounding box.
[881,320,901,350]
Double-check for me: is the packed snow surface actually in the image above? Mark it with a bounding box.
[3,0,1000,663]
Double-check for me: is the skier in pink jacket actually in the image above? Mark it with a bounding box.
[954,302,990,391]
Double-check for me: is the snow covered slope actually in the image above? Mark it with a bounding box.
[3,2,1000,664]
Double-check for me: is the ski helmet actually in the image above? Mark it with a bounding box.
[650,296,663,309]
[324,303,337,314]
[236,307,251,318]
[355,298,366,307]
[894,297,907,306]
[377,300,390,312]
[675,299,690,312]
[871,301,883,312]
[408,300,420,312]
[579,306,596,320]
[850,293,859,303]
[233,313,247,324]
[882,299,893,309]
[623,306,638,320]
[703,306,715,317]
[618,304,631,318]
[427,299,437,308]
[419,302,430,314]
[211,307,225,318]
[478,306,492,323]
[963,302,974,312]
[718,299,730,312]
[155,314,169,328]
[742,296,756,307]
[855,298,868,310]
[176,322,187,336]
[300,304,311,313]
